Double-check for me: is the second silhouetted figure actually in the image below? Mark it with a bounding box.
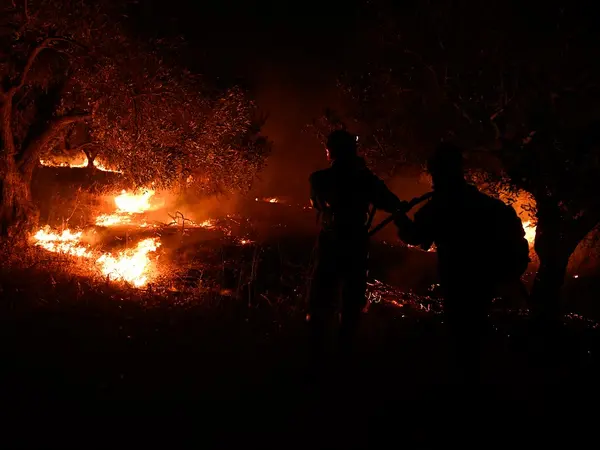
[394,142,530,380]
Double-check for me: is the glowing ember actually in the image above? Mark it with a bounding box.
[96,238,161,287]
[198,219,217,229]
[407,243,436,253]
[255,197,283,204]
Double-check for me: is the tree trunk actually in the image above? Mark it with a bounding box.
[83,147,96,169]
[528,199,575,322]
[530,244,573,322]
[1,98,36,238]
[0,160,37,239]
[1,105,86,238]
[530,208,599,323]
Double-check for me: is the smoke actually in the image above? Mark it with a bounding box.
[148,189,242,224]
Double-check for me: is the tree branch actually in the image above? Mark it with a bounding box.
[71,142,103,167]
[8,37,82,98]
[70,142,100,153]
[17,113,91,175]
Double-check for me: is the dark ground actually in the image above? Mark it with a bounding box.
[1,295,598,449]
[2,202,600,448]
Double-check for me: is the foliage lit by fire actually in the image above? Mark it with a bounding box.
[1,0,270,238]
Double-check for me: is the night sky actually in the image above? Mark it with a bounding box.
[129,0,365,198]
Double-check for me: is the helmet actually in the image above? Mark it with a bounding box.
[326,130,357,160]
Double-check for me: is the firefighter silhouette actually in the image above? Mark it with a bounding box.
[307,130,403,364]
[394,142,529,380]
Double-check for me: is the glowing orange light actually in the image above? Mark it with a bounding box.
[40,155,121,172]
[93,158,122,173]
[39,155,88,168]
[32,228,161,287]
[95,188,161,227]
[33,227,92,258]
[522,221,536,246]
[96,238,161,287]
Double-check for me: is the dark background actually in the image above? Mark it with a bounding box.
[127,0,366,198]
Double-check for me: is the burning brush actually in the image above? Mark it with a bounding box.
[32,188,167,287]
[32,225,161,287]
[31,187,254,288]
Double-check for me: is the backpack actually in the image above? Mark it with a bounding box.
[483,196,531,283]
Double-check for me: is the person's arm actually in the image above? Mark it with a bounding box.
[368,173,404,214]
[395,203,435,250]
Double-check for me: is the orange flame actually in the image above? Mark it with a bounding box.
[39,155,122,173]
[33,227,92,258]
[96,238,161,287]
[39,155,88,168]
[32,179,253,288]
[95,214,133,227]
[114,189,156,213]
[93,158,123,173]
[33,191,162,288]
[522,221,536,246]
[95,188,161,227]
[31,228,161,288]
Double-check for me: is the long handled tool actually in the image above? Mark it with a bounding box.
[368,192,433,237]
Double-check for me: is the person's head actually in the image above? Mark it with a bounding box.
[427,142,465,190]
[325,130,357,161]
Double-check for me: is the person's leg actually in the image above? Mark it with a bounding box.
[339,296,363,359]
[444,288,492,383]
[339,243,368,359]
[307,246,339,369]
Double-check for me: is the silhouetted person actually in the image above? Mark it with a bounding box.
[394,143,529,381]
[308,130,403,367]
